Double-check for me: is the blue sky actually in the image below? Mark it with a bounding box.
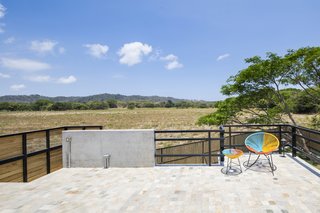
[0,0,319,101]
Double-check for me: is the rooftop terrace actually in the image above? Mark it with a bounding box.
[1,154,319,213]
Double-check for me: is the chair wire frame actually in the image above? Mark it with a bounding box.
[243,132,279,176]
[221,156,243,175]
[245,151,277,176]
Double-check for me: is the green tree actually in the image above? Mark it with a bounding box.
[127,102,135,110]
[199,47,320,126]
[175,101,192,108]
[71,102,89,110]
[0,102,11,111]
[49,102,73,111]
[32,99,53,111]
[286,47,320,96]
[165,100,175,108]
[198,47,320,153]
[87,101,109,110]
[293,89,320,114]
[107,99,118,108]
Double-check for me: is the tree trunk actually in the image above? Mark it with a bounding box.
[274,82,311,153]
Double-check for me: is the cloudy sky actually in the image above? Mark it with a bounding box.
[0,1,319,100]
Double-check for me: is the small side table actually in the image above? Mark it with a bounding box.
[221,149,243,175]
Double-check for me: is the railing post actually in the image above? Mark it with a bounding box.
[229,126,232,148]
[219,126,225,163]
[279,125,282,155]
[208,131,211,166]
[46,130,51,174]
[22,133,28,182]
[292,126,297,157]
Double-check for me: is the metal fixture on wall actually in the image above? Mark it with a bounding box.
[103,154,111,168]
[66,136,72,168]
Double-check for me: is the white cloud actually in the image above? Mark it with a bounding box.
[57,75,77,84]
[28,75,51,82]
[162,54,178,61]
[0,57,51,71]
[3,36,15,44]
[217,53,230,61]
[0,4,6,33]
[161,54,183,70]
[10,84,25,91]
[0,72,10,78]
[166,60,183,70]
[84,43,109,58]
[30,40,58,54]
[58,47,66,54]
[0,4,6,19]
[118,42,152,66]
[149,49,162,61]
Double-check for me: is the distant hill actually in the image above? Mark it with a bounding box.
[0,93,200,103]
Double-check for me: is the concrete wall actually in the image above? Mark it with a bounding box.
[62,130,155,168]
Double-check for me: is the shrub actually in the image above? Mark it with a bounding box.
[127,102,135,110]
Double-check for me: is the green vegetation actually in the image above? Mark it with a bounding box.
[198,46,320,128]
[0,99,215,112]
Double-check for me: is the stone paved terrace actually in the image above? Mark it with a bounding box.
[0,155,319,213]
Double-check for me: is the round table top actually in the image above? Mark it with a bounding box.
[222,149,243,159]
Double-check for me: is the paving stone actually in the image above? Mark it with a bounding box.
[0,155,319,212]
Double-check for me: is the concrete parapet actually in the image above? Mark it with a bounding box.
[62,129,155,168]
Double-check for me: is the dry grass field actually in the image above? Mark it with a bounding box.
[0,108,214,135]
[0,108,317,135]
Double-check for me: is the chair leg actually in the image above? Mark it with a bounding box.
[245,154,260,171]
[238,157,242,173]
[247,152,252,166]
[226,157,230,175]
[265,154,275,176]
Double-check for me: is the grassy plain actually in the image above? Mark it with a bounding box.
[0,108,317,135]
[0,108,214,135]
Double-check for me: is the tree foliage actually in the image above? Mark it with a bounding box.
[198,46,320,126]
[0,99,215,111]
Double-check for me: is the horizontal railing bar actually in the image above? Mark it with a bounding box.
[155,130,222,133]
[0,155,24,165]
[295,134,320,145]
[157,155,197,164]
[50,145,62,150]
[224,144,245,147]
[293,146,320,163]
[155,154,221,157]
[224,124,290,127]
[0,125,103,138]
[0,145,62,165]
[225,131,281,134]
[155,137,223,141]
[156,141,209,149]
[294,125,320,134]
[225,131,291,134]
[27,145,62,157]
[27,149,47,157]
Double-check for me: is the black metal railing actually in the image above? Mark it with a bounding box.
[155,128,224,166]
[0,125,103,182]
[155,124,320,166]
